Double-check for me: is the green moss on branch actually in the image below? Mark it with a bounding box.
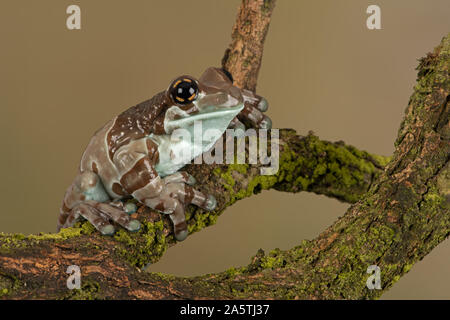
[0,130,389,270]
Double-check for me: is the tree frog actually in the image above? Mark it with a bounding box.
[58,67,271,241]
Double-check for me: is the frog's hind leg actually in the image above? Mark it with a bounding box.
[58,171,110,231]
[58,171,140,235]
[62,203,116,235]
[61,201,141,236]
[87,201,141,232]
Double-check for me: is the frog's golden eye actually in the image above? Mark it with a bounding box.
[169,77,199,105]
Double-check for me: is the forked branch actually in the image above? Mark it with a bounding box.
[0,1,448,300]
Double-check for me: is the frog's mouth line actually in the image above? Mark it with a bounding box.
[165,103,244,130]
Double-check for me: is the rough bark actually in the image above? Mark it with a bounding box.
[222,0,276,91]
[0,129,388,299]
[0,0,448,300]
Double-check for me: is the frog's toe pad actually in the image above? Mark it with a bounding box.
[257,97,269,112]
[124,202,137,214]
[204,195,217,211]
[127,219,141,232]
[100,224,115,236]
[233,127,246,138]
[187,174,197,186]
[259,116,272,130]
[175,229,188,241]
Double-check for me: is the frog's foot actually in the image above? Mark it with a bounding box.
[88,201,141,232]
[160,172,216,211]
[143,181,216,241]
[145,195,188,241]
[162,192,215,242]
[228,117,246,131]
[238,90,272,130]
[109,200,138,215]
[59,170,141,235]
[163,182,217,212]
[166,183,216,241]
[61,202,115,235]
[239,104,272,130]
[62,201,141,235]
[242,89,269,112]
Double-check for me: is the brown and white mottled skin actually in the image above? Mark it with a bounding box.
[58,67,270,241]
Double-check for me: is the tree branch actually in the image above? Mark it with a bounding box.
[222,0,276,91]
[0,128,387,298]
[0,0,448,300]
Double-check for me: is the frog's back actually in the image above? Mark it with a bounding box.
[79,118,118,197]
[106,91,167,160]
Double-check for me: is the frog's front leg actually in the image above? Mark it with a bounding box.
[119,155,216,241]
[131,175,216,241]
[157,180,216,240]
[237,89,271,129]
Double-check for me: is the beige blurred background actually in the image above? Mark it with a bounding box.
[0,0,449,299]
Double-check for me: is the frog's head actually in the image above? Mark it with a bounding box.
[163,67,244,135]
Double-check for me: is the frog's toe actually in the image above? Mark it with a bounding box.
[230,121,246,138]
[204,195,217,211]
[124,202,137,214]
[175,229,188,241]
[100,224,115,236]
[259,116,272,130]
[92,201,141,234]
[126,219,141,232]
[257,97,269,112]
[70,202,117,236]
[186,174,196,186]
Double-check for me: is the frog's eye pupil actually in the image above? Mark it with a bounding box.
[170,78,198,105]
